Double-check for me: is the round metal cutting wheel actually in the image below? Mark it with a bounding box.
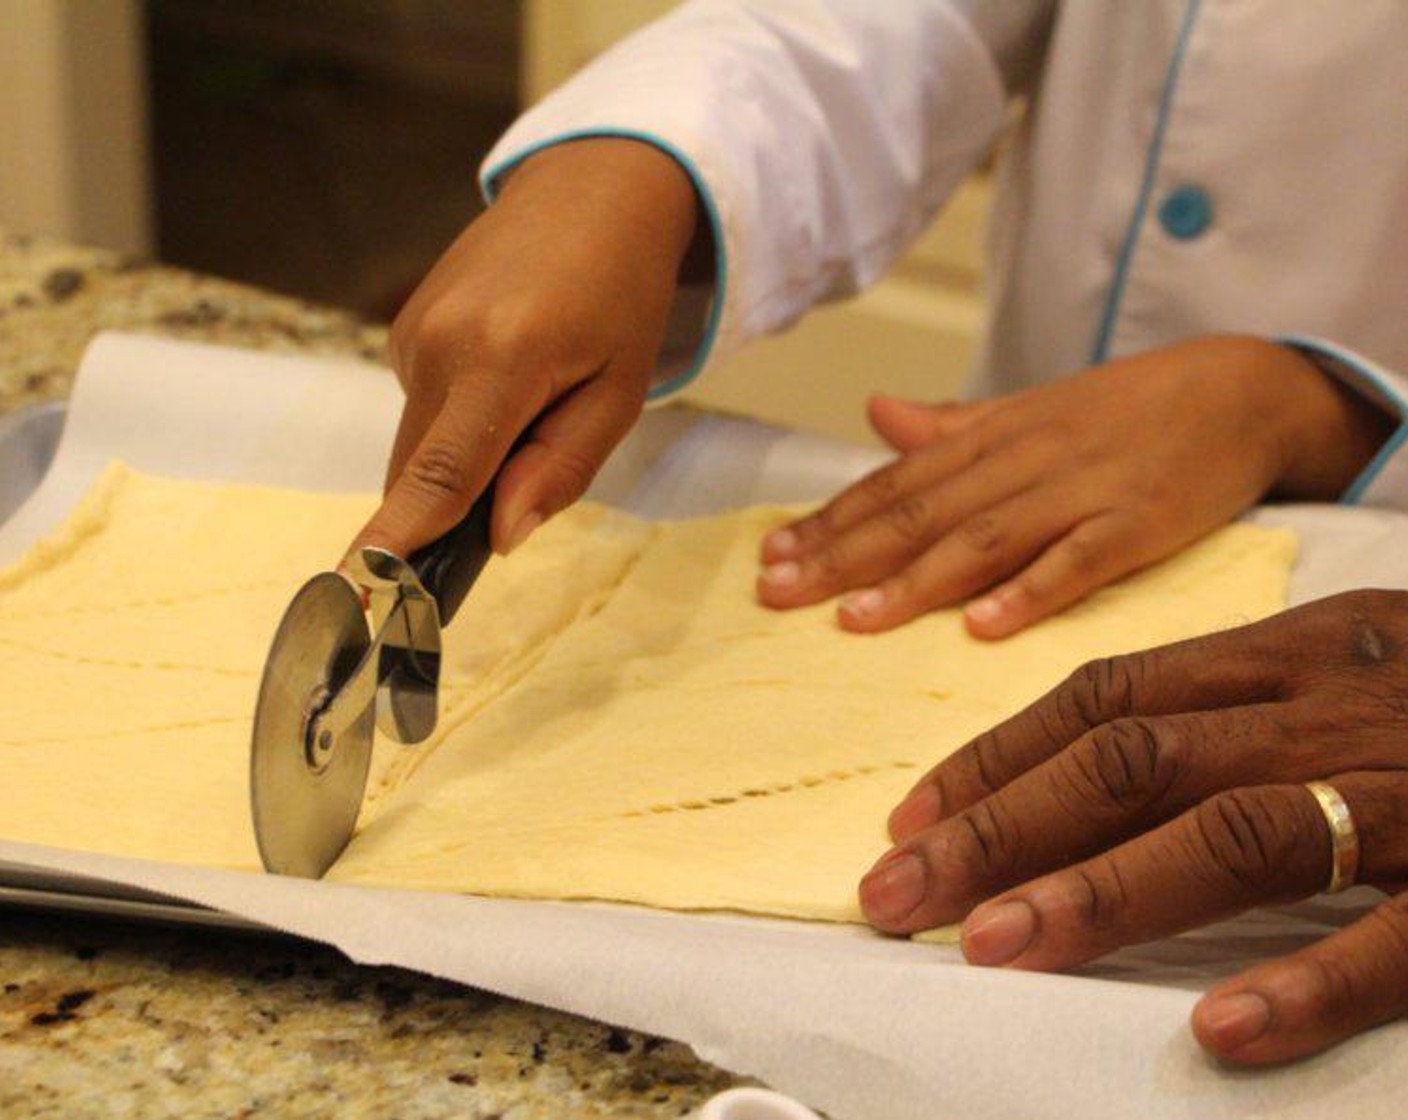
[251,572,375,878]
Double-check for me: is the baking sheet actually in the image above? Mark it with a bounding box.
[4,331,1408,1120]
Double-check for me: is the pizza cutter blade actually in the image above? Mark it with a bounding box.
[250,571,375,879]
[250,478,499,878]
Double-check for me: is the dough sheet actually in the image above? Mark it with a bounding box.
[0,464,1297,921]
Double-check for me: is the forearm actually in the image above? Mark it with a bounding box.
[483,0,1026,383]
[499,138,702,283]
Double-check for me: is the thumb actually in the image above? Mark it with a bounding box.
[867,394,983,451]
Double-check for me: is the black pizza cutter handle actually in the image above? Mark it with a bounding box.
[405,434,531,625]
[407,488,493,625]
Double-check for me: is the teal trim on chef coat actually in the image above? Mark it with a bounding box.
[1091,0,1205,364]
[479,128,727,401]
[1278,333,1408,506]
[1352,424,1408,505]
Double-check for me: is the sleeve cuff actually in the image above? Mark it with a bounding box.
[1277,333,1408,508]
[479,129,727,404]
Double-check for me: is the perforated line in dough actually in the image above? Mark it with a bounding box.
[0,715,248,749]
[541,615,942,675]
[0,635,255,677]
[0,578,291,621]
[364,535,660,807]
[555,676,954,700]
[620,759,920,818]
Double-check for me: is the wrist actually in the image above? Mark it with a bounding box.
[1255,338,1398,500]
[498,137,702,274]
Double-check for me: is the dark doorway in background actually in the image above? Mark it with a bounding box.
[146,0,520,320]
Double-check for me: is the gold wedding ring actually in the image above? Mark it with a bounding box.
[1305,781,1359,894]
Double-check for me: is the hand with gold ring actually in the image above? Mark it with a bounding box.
[857,588,1408,1064]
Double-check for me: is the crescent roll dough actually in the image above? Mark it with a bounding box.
[0,465,1295,922]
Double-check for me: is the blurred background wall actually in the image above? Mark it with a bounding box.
[0,1,991,444]
[0,0,152,256]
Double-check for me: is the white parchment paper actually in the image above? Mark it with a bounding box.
[3,332,1408,1120]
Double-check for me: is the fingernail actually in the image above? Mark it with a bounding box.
[962,900,1037,965]
[841,587,886,619]
[868,846,909,873]
[859,852,925,925]
[965,596,1004,625]
[504,511,543,555]
[888,785,941,840]
[1198,992,1271,1053]
[760,561,801,589]
[764,528,799,558]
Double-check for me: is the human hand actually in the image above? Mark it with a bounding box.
[352,137,700,559]
[757,336,1393,637]
[858,589,1408,1064]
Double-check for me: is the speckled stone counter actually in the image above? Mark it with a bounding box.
[0,228,740,1118]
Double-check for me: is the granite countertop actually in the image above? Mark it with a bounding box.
[0,228,740,1118]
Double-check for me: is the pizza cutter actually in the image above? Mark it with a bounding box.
[250,486,496,878]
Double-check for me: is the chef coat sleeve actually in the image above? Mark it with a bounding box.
[478,0,1044,399]
[1279,335,1408,510]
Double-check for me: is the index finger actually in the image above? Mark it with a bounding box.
[761,425,985,564]
[888,619,1296,843]
[351,372,541,560]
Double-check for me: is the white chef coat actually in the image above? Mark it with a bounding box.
[481,0,1408,509]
